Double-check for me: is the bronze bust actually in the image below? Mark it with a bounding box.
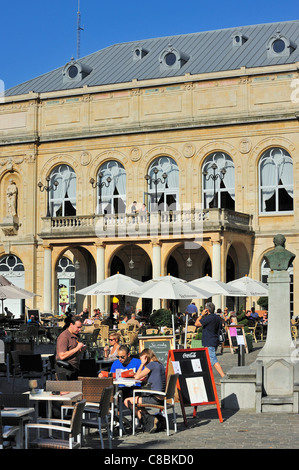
[264,234,295,271]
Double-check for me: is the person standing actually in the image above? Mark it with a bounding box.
[56,316,85,379]
[124,301,133,319]
[195,302,225,379]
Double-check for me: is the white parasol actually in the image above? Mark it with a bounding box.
[127,275,212,300]
[226,275,268,296]
[189,275,245,296]
[76,273,144,296]
[0,275,38,313]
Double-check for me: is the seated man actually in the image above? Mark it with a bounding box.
[98,345,141,398]
[127,313,141,330]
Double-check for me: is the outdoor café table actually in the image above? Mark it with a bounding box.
[1,407,35,448]
[24,391,82,421]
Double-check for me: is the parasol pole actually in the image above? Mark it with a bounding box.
[172,314,176,349]
[184,314,188,349]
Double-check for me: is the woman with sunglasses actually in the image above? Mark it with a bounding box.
[103,332,121,360]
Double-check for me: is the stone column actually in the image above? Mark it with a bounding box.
[43,244,52,313]
[212,238,221,309]
[96,242,105,312]
[258,270,295,363]
[152,240,161,311]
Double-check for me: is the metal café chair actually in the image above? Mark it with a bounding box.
[25,400,86,449]
[19,353,50,387]
[61,376,115,448]
[80,385,114,449]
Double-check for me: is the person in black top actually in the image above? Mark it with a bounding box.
[195,302,225,379]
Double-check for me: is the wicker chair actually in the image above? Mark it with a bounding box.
[248,322,264,343]
[97,325,109,347]
[132,374,179,436]
[291,325,298,340]
[25,400,86,449]
[46,380,83,394]
[145,328,159,335]
[61,377,113,415]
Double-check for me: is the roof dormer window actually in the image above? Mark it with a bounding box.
[267,32,296,59]
[62,58,92,84]
[133,45,148,60]
[232,31,248,47]
[159,44,189,72]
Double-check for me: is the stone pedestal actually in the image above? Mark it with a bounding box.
[257,270,295,364]
[221,269,299,413]
[0,215,19,235]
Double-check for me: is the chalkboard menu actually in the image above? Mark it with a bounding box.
[139,336,175,367]
[166,348,223,425]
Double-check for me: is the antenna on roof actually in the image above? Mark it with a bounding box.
[77,0,84,59]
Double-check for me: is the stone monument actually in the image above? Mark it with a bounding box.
[221,234,299,413]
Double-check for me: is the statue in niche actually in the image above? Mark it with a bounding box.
[6,179,18,217]
[264,234,296,271]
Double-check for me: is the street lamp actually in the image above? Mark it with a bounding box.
[203,163,226,208]
[90,172,112,214]
[145,168,167,211]
[37,177,59,217]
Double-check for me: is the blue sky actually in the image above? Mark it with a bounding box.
[1,0,298,90]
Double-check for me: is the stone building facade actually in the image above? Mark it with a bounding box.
[0,21,299,316]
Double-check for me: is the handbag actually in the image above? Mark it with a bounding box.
[218,327,226,343]
[56,359,74,371]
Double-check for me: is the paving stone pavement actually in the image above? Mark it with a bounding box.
[2,340,299,452]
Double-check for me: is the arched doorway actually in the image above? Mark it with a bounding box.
[56,247,96,315]
[109,245,152,315]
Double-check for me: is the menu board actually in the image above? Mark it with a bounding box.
[166,348,223,425]
[139,336,175,367]
[227,325,248,354]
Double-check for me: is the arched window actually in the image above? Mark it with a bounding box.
[259,147,293,213]
[49,165,76,217]
[202,152,235,209]
[0,255,25,317]
[145,156,179,211]
[97,161,126,214]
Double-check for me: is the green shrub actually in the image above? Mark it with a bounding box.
[194,327,202,340]
[257,297,268,310]
[149,309,176,328]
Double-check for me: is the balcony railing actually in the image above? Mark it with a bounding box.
[40,208,253,239]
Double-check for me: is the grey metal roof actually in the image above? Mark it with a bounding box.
[6,20,299,96]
